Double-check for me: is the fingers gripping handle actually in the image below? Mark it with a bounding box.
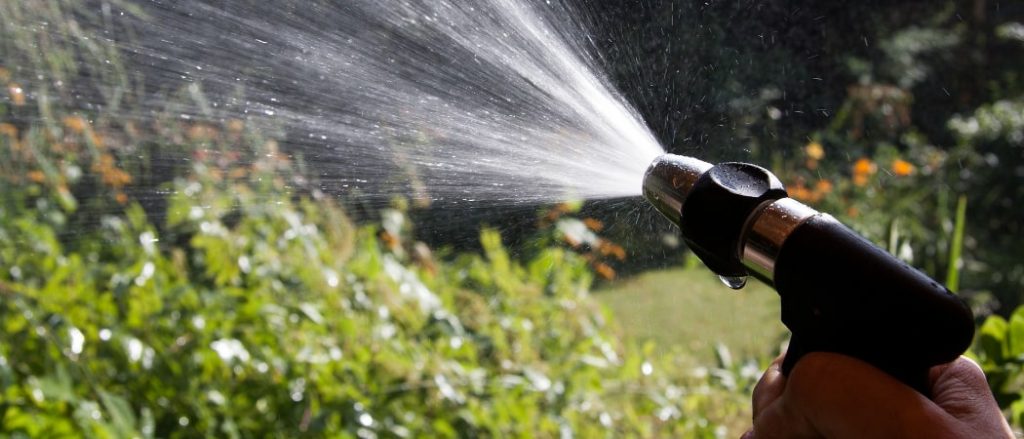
[781,335,933,395]
[772,215,974,395]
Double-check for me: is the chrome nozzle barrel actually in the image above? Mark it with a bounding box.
[641,154,712,226]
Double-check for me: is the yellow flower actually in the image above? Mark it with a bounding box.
[892,159,914,177]
[805,142,825,161]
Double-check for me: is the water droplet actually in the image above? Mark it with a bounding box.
[719,275,747,290]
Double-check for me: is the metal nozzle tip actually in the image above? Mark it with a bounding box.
[642,154,713,226]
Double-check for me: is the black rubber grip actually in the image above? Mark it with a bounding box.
[774,215,975,395]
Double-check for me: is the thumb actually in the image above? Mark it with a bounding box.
[928,356,1014,438]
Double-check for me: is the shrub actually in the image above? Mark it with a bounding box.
[974,305,1024,428]
[0,134,757,437]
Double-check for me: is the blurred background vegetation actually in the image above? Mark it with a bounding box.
[1,0,1022,437]
[595,0,1024,309]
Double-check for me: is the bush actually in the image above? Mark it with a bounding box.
[974,305,1024,427]
[0,119,757,437]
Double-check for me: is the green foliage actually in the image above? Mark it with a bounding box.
[945,95,1024,310]
[945,195,967,292]
[0,142,756,437]
[950,99,1024,144]
[975,306,1024,427]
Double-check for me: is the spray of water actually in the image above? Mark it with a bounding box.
[123,0,665,205]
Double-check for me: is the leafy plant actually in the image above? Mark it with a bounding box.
[975,306,1024,427]
[0,143,762,437]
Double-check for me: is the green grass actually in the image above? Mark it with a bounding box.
[596,267,787,364]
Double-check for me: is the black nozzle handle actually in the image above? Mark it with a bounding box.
[771,214,975,395]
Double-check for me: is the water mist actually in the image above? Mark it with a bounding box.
[118,0,664,205]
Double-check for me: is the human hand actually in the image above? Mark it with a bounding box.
[742,352,1014,439]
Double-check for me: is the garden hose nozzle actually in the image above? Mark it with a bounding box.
[642,153,975,395]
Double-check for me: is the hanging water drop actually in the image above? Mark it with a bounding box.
[718,275,747,290]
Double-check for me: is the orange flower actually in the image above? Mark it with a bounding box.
[229,166,250,179]
[27,170,46,183]
[226,119,245,133]
[583,218,604,232]
[805,142,825,161]
[852,158,876,187]
[599,241,627,261]
[63,116,88,134]
[187,124,218,142]
[0,122,17,138]
[0,67,10,83]
[594,262,616,280]
[7,83,25,106]
[790,179,832,203]
[891,159,914,177]
[853,158,875,175]
[1,123,22,153]
[815,179,833,194]
[89,132,105,147]
[847,206,860,218]
[379,230,400,250]
[789,182,814,202]
[91,153,133,188]
[115,192,129,204]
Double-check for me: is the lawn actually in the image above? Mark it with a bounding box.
[596,267,788,365]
